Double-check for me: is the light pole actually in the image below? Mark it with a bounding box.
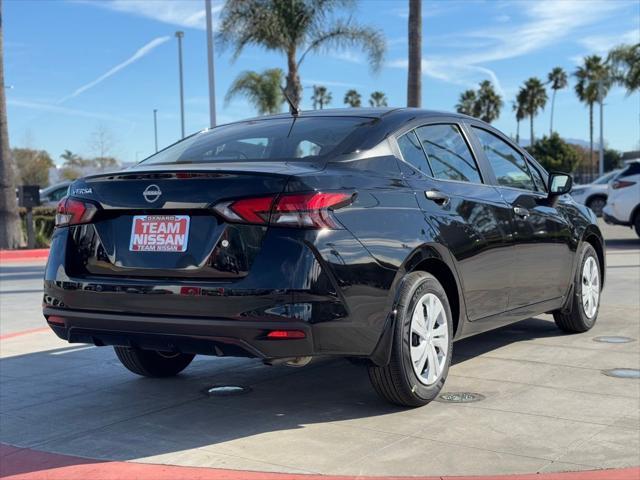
[175,31,185,139]
[153,109,158,153]
[598,80,604,177]
[205,0,216,128]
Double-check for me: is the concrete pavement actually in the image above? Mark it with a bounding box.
[0,222,638,478]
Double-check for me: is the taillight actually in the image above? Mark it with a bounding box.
[213,192,353,229]
[55,197,97,227]
[612,180,636,189]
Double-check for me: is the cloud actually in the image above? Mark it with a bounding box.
[302,79,366,89]
[76,0,222,30]
[579,29,639,56]
[8,99,133,124]
[58,36,170,103]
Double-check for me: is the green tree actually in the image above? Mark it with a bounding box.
[475,80,503,123]
[526,133,580,173]
[512,95,526,145]
[608,43,639,93]
[311,85,332,110]
[217,0,385,108]
[547,67,568,135]
[456,89,477,116]
[12,148,54,187]
[369,91,388,107]
[344,89,362,107]
[520,77,547,145]
[0,0,21,248]
[225,68,284,115]
[574,55,612,174]
[407,0,421,107]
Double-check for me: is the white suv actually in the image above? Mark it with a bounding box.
[603,160,640,237]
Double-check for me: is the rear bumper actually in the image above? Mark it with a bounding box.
[44,306,314,359]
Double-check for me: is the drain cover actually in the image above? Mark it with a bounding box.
[593,336,635,344]
[205,385,251,396]
[602,368,640,379]
[437,392,485,403]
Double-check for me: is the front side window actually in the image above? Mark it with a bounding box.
[397,130,432,175]
[140,117,374,165]
[472,127,535,191]
[415,124,482,183]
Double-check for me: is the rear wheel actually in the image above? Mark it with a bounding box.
[553,243,601,333]
[586,196,606,217]
[634,212,640,238]
[114,346,195,377]
[368,272,453,407]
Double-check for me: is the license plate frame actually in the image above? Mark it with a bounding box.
[129,215,190,252]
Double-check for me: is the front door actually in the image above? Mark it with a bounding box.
[468,126,574,308]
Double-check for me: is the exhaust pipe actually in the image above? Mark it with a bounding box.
[264,356,312,367]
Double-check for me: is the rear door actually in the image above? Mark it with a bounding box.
[467,124,574,308]
[394,121,515,321]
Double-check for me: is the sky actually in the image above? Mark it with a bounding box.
[4,0,640,165]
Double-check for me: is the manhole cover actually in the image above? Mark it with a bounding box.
[205,385,251,396]
[593,336,635,344]
[602,369,640,379]
[437,392,485,403]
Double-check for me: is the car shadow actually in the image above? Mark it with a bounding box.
[0,315,569,476]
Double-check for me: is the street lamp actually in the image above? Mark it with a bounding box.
[175,31,185,139]
[205,0,216,128]
[153,109,158,153]
[598,80,605,178]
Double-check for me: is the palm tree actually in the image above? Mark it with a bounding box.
[225,68,284,115]
[344,89,361,107]
[475,80,503,123]
[407,0,421,107]
[217,0,385,108]
[512,92,526,145]
[547,67,568,135]
[0,0,21,248]
[369,91,388,107]
[520,77,547,145]
[574,55,611,174]
[456,89,477,116]
[311,85,332,110]
[608,43,639,94]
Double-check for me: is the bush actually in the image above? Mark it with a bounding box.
[526,133,580,173]
[19,207,56,248]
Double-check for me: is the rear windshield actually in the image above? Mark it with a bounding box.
[140,117,374,165]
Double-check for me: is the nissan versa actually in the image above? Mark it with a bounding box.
[44,109,605,407]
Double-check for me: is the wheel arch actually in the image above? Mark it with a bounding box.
[582,225,606,287]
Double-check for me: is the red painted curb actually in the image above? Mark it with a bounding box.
[0,443,638,480]
[0,249,49,263]
[0,327,49,341]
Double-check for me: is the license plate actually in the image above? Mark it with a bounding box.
[129,215,190,252]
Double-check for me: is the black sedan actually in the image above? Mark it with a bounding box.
[44,108,605,407]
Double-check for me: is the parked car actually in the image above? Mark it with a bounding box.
[43,109,605,407]
[603,160,640,237]
[570,170,620,216]
[40,182,71,207]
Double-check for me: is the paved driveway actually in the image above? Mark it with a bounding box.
[1,222,638,477]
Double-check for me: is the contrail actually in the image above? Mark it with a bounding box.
[58,35,171,103]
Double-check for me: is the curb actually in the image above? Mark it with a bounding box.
[0,444,638,480]
[0,249,50,263]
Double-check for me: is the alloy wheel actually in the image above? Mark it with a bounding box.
[581,256,600,319]
[410,293,449,385]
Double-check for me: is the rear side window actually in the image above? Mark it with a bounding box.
[415,124,482,183]
[397,131,432,175]
[140,117,374,165]
[472,127,535,191]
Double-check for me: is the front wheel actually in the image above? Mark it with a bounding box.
[586,196,606,217]
[553,243,601,333]
[368,272,453,407]
[114,346,195,377]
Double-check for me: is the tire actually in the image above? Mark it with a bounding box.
[368,272,453,407]
[634,212,640,238]
[114,346,195,377]
[586,196,606,217]
[553,243,601,333]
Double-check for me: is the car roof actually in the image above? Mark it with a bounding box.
[239,107,472,123]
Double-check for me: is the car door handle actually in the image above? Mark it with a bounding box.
[513,206,530,218]
[425,190,449,205]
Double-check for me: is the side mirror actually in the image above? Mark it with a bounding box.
[548,172,572,196]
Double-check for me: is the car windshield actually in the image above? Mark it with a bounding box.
[140,117,374,165]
